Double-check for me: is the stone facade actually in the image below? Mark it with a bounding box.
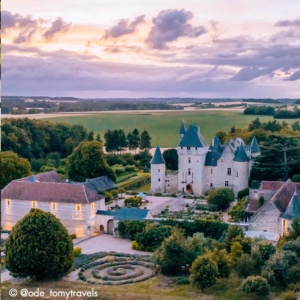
[150,124,260,196]
[1,198,105,237]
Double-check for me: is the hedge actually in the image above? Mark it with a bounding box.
[117,174,150,190]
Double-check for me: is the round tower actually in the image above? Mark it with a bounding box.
[150,146,166,193]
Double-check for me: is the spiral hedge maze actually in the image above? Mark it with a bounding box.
[78,256,158,285]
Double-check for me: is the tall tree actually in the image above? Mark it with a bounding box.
[140,130,152,151]
[1,151,31,188]
[163,149,178,170]
[67,140,116,182]
[131,128,140,153]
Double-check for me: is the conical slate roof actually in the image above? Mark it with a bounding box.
[150,146,165,164]
[209,136,223,152]
[250,136,260,153]
[233,146,249,162]
[281,190,300,220]
[178,124,208,148]
[27,175,39,182]
[180,124,186,135]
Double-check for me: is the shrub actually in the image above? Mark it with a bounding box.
[286,266,300,284]
[5,208,74,279]
[174,276,190,285]
[292,175,300,182]
[132,241,144,251]
[241,276,270,297]
[74,247,82,257]
[236,254,255,278]
[281,291,297,300]
[207,188,234,210]
[124,196,142,207]
[70,234,77,239]
[237,188,249,199]
[190,253,219,290]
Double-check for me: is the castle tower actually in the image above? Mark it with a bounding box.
[179,124,186,142]
[150,146,166,193]
[232,145,249,192]
[250,136,260,158]
[177,124,209,195]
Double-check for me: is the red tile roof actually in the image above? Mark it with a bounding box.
[261,181,285,191]
[1,181,103,204]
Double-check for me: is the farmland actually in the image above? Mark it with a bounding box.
[45,111,299,147]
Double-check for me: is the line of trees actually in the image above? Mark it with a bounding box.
[104,128,152,155]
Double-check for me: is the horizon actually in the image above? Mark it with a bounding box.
[2,0,300,98]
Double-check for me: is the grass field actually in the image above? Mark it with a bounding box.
[1,273,281,300]
[46,111,299,147]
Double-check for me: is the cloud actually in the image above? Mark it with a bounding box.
[275,19,300,27]
[1,10,38,31]
[43,18,72,40]
[104,15,145,38]
[285,70,300,81]
[231,67,276,81]
[146,9,207,49]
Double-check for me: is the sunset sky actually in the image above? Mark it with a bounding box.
[2,0,300,98]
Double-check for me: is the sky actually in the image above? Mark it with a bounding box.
[2,0,300,98]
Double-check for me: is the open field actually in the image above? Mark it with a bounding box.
[43,111,299,147]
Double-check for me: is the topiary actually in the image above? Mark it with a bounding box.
[5,208,74,280]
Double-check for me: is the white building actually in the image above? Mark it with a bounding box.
[150,124,260,195]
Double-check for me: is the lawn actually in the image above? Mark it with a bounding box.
[45,111,298,147]
[1,273,280,300]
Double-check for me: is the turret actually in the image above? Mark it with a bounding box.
[179,124,186,142]
[150,146,166,193]
[250,136,260,158]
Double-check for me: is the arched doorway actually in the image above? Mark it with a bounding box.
[186,184,193,193]
[107,219,114,235]
[99,225,104,233]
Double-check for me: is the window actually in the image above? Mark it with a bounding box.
[75,204,81,211]
[6,199,11,206]
[225,181,229,187]
[181,147,183,150]
[195,147,198,150]
[188,157,191,163]
[158,169,160,173]
[187,147,191,150]
[211,169,213,174]
[158,178,160,182]
[188,168,191,175]
[210,183,213,187]
[31,201,37,208]
[227,168,231,176]
[236,171,238,177]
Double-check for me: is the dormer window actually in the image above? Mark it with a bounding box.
[31,201,37,208]
[51,202,57,210]
[75,204,81,211]
[6,199,11,206]
[181,147,183,150]
[195,147,198,150]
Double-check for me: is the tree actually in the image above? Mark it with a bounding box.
[111,189,119,199]
[223,225,245,251]
[88,131,94,141]
[67,140,116,182]
[104,192,113,203]
[153,228,187,275]
[131,129,140,154]
[248,118,262,131]
[5,209,74,280]
[229,242,243,264]
[1,151,31,188]
[255,241,276,261]
[118,188,126,198]
[140,130,152,151]
[211,249,231,278]
[215,131,227,144]
[266,252,289,283]
[124,196,142,207]
[190,253,219,290]
[163,149,178,170]
[236,254,255,278]
[242,276,270,297]
[258,195,265,208]
[292,175,300,182]
[207,188,235,211]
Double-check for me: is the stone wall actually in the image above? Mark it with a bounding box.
[248,202,281,234]
[165,173,178,193]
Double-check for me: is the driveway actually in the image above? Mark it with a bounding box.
[77,234,152,255]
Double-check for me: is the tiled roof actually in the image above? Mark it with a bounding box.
[96,207,150,221]
[209,137,223,153]
[84,176,117,192]
[233,146,249,162]
[1,181,103,204]
[281,190,300,220]
[261,181,285,190]
[178,124,208,148]
[246,200,259,212]
[19,171,65,183]
[250,136,260,153]
[205,151,222,166]
[180,124,186,134]
[150,146,165,164]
